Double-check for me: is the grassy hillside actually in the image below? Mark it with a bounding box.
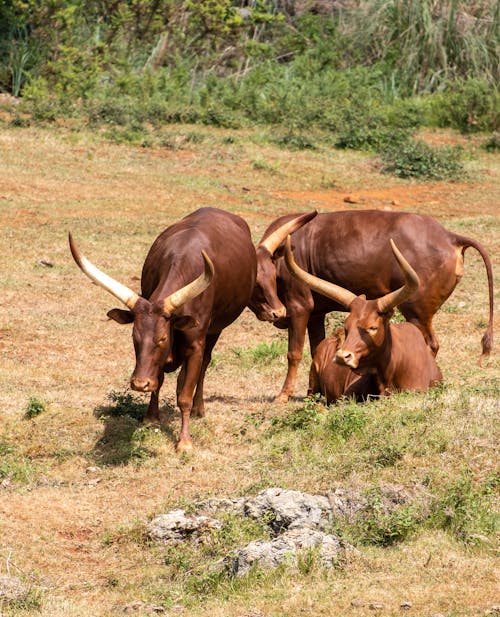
[0,123,498,616]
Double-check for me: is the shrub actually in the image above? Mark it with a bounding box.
[380,139,465,180]
[24,396,46,419]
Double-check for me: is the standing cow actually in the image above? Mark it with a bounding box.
[249,210,494,401]
[69,207,257,452]
[284,236,443,402]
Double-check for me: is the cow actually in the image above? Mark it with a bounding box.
[248,210,494,402]
[69,207,257,452]
[307,330,380,404]
[284,236,443,401]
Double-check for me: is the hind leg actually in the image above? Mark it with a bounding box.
[400,305,439,356]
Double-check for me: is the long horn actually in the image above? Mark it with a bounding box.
[163,250,214,313]
[284,235,357,309]
[376,239,420,314]
[69,232,140,310]
[260,211,317,254]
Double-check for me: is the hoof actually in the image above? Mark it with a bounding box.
[191,407,205,418]
[274,392,290,404]
[143,417,161,428]
[176,439,193,454]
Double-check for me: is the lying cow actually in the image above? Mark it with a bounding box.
[308,329,379,404]
[284,236,443,400]
[249,210,494,402]
[69,207,257,452]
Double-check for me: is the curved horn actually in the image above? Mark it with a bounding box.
[376,239,420,314]
[163,250,214,314]
[284,235,357,309]
[260,211,317,254]
[69,232,140,310]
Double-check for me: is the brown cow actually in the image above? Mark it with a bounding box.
[249,210,494,401]
[308,330,380,404]
[285,236,443,399]
[69,207,257,452]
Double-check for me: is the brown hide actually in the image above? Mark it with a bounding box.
[308,331,379,404]
[337,298,443,394]
[251,210,494,401]
[71,208,257,452]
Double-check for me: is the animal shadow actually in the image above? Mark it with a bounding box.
[90,390,178,466]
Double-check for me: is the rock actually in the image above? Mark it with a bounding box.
[369,602,385,610]
[400,601,412,609]
[147,509,222,543]
[194,496,246,517]
[122,601,165,613]
[351,598,366,607]
[0,575,28,601]
[228,527,346,576]
[243,487,332,533]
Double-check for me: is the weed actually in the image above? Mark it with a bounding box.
[95,390,148,422]
[271,395,324,432]
[232,339,287,367]
[24,396,46,419]
[251,159,278,173]
[482,133,500,152]
[380,139,465,180]
[326,399,368,440]
[429,469,498,546]
[351,489,421,547]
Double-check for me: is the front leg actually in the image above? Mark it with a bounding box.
[176,341,204,453]
[276,311,310,403]
[144,372,164,425]
[191,333,220,418]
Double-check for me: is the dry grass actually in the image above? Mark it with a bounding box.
[0,124,498,616]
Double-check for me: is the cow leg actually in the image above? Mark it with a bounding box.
[307,313,325,358]
[191,333,220,418]
[176,342,204,453]
[400,306,439,356]
[144,372,164,425]
[276,312,310,403]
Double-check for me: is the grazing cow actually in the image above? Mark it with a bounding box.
[285,236,443,400]
[69,207,257,452]
[249,210,494,401]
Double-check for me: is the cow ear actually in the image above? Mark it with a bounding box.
[107,308,134,324]
[171,315,199,330]
[273,244,288,259]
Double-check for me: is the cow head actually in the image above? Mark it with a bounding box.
[248,211,317,322]
[284,236,419,371]
[69,233,214,392]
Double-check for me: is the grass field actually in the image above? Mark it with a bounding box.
[0,124,498,616]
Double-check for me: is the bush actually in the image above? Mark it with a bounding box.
[380,139,465,180]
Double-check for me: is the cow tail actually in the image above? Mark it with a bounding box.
[453,233,494,362]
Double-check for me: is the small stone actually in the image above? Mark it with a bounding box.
[400,601,412,609]
[344,195,363,204]
[351,598,366,607]
[86,466,99,473]
[369,602,385,610]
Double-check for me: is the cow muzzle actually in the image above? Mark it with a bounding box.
[335,349,359,370]
[130,376,158,393]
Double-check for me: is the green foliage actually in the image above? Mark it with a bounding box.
[429,469,499,545]
[351,488,421,547]
[380,139,465,180]
[271,395,324,432]
[96,390,148,422]
[326,398,368,440]
[482,132,500,152]
[232,339,287,367]
[24,396,46,419]
[427,79,499,133]
[0,439,36,484]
